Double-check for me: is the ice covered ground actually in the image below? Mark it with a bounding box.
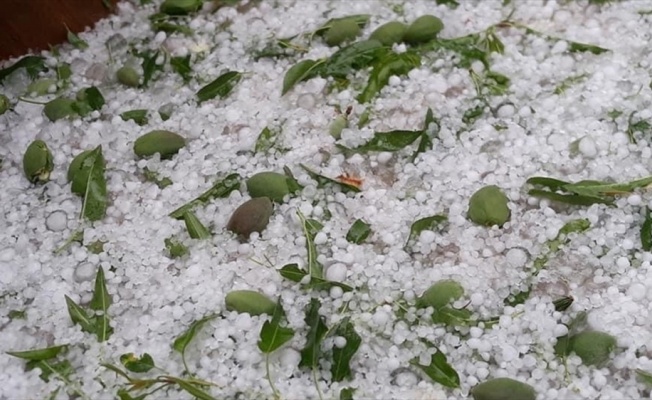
[2,0,652,398]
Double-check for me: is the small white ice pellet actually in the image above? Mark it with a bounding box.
[74,262,96,283]
[377,152,393,164]
[627,283,646,300]
[628,194,642,206]
[46,211,68,232]
[616,257,630,269]
[579,136,597,158]
[326,263,347,282]
[505,248,527,267]
[334,336,347,348]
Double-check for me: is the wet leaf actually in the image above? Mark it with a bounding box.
[297,212,324,279]
[300,164,360,193]
[527,189,612,206]
[7,345,68,361]
[196,71,242,103]
[170,55,192,83]
[120,353,155,373]
[258,299,294,353]
[78,146,108,221]
[0,56,47,82]
[339,388,356,400]
[299,298,328,368]
[553,296,574,312]
[279,263,307,283]
[26,359,73,383]
[346,219,372,244]
[357,51,421,103]
[77,86,105,111]
[139,50,164,88]
[432,307,473,326]
[405,214,447,248]
[568,41,609,55]
[642,207,652,251]
[165,236,189,258]
[183,211,211,239]
[316,40,388,79]
[90,266,113,342]
[66,27,89,49]
[167,377,215,400]
[314,14,370,36]
[351,129,423,153]
[173,315,217,355]
[410,349,460,388]
[169,173,241,219]
[636,369,652,387]
[331,318,361,382]
[255,126,282,153]
[120,109,149,125]
[64,295,95,333]
[282,59,324,95]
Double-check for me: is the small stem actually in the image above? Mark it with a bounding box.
[17,96,48,105]
[181,352,191,377]
[265,354,280,400]
[42,362,91,400]
[311,367,323,400]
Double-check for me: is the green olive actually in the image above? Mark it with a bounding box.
[329,115,348,139]
[568,331,616,366]
[23,140,54,184]
[471,377,536,400]
[246,172,291,203]
[369,21,408,46]
[324,19,361,47]
[226,197,273,239]
[68,150,95,196]
[160,0,202,15]
[116,66,141,87]
[403,15,444,45]
[225,290,276,316]
[133,130,186,159]
[467,185,510,227]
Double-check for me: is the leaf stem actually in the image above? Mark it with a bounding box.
[41,361,91,400]
[311,367,323,400]
[265,353,280,400]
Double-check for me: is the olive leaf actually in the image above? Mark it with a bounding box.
[299,164,361,193]
[642,207,652,251]
[357,51,421,103]
[297,211,324,279]
[170,55,192,83]
[165,236,189,258]
[553,296,574,312]
[313,14,370,36]
[282,59,325,95]
[6,345,68,361]
[196,71,242,103]
[182,211,211,239]
[346,219,371,244]
[120,109,149,125]
[568,41,609,54]
[348,130,423,153]
[169,173,241,219]
[255,126,284,153]
[90,266,113,342]
[339,388,356,400]
[167,377,215,400]
[173,314,217,373]
[299,299,328,369]
[26,359,73,383]
[405,214,447,249]
[279,263,307,283]
[526,175,652,206]
[79,146,108,222]
[316,40,388,79]
[119,353,155,373]
[412,108,439,161]
[636,369,652,388]
[138,50,165,88]
[150,14,194,35]
[410,348,460,388]
[66,26,89,49]
[258,299,294,353]
[330,318,361,382]
[64,295,96,334]
[0,56,47,82]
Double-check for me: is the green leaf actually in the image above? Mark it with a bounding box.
[7,345,68,361]
[168,377,216,400]
[282,59,324,95]
[568,41,609,55]
[119,353,155,373]
[283,166,304,194]
[165,236,189,258]
[642,208,652,251]
[346,219,371,244]
[64,295,96,333]
[173,315,216,355]
[300,164,361,193]
[339,387,356,400]
[405,215,447,248]
[297,212,324,279]
[504,289,531,306]
[258,299,294,353]
[26,359,73,383]
[0,56,47,82]
[410,350,460,388]
[462,103,485,126]
[56,63,72,81]
[183,211,211,239]
[196,71,242,103]
[432,307,473,326]
[279,263,307,283]
[299,298,328,368]
[553,296,574,312]
[139,50,165,88]
[120,109,149,125]
[351,130,423,153]
[78,86,105,111]
[357,51,421,103]
[255,126,281,153]
[564,176,652,197]
[170,55,192,83]
[66,26,89,49]
[143,168,172,189]
[169,173,241,219]
[307,277,354,293]
[90,266,113,342]
[527,189,612,206]
[316,40,388,80]
[636,369,652,388]
[330,318,361,382]
[436,0,459,7]
[78,146,108,221]
[526,176,571,191]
